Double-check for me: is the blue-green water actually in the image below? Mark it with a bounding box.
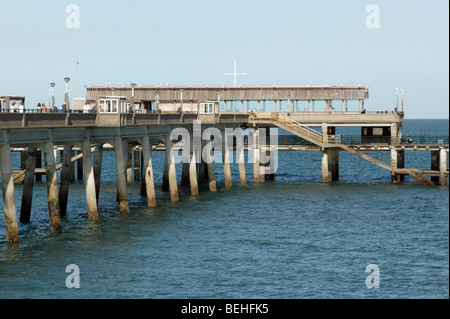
[0,120,448,299]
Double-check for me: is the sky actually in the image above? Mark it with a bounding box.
[0,0,448,119]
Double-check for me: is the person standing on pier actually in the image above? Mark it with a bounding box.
[37,103,42,113]
[18,102,24,113]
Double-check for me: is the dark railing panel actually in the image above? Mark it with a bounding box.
[68,113,97,126]
[26,113,67,127]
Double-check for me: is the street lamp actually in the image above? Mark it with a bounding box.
[64,77,70,112]
[400,88,404,113]
[50,83,55,110]
[395,87,399,112]
[180,88,183,112]
[75,57,79,98]
[130,83,137,113]
[287,95,291,113]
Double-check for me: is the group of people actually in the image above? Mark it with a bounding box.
[8,102,25,113]
[36,103,53,113]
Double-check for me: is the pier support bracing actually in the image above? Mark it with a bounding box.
[0,144,19,242]
[322,148,339,183]
[43,142,62,234]
[141,137,157,207]
[59,145,72,216]
[20,147,37,222]
[81,140,98,221]
[114,138,129,214]
[440,148,447,186]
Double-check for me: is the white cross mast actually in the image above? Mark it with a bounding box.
[223,59,248,86]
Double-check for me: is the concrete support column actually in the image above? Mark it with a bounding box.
[134,150,140,181]
[391,148,404,184]
[141,136,157,207]
[322,148,339,183]
[81,140,98,221]
[43,142,62,234]
[431,150,440,184]
[59,145,72,216]
[126,149,132,183]
[241,100,244,113]
[253,128,260,183]
[322,123,328,144]
[114,138,129,214]
[440,148,447,186]
[198,140,207,184]
[274,100,277,113]
[223,130,232,188]
[189,134,199,196]
[264,128,275,181]
[76,150,83,180]
[0,144,19,242]
[36,150,42,182]
[162,139,170,191]
[203,136,217,192]
[166,138,179,201]
[93,144,103,204]
[181,162,190,187]
[236,128,246,184]
[20,147,37,223]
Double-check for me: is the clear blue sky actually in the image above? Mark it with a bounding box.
[0,0,448,118]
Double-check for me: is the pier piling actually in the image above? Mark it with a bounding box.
[43,142,62,234]
[20,147,37,222]
[0,144,19,242]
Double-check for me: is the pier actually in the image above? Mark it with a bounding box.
[0,85,448,243]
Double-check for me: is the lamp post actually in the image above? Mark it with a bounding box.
[287,95,291,113]
[50,83,55,110]
[400,88,404,113]
[64,77,70,112]
[130,83,137,113]
[75,57,79,98]
[395,87,399,112]
[180,88,183,112]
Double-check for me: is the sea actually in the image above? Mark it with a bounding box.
[0,119,448,299]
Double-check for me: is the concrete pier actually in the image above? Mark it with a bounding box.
[166,138,179,201]
[81,141,98,221]
[43,142,62,234]
[94,143,104,204]
[233,128,246,184]
[59,145,72,216]
[141,136,157,207]
[440,148,447,186]
[0,144,19,242]
[253,128,261,183]
[322,148,339,183]
[114,138,129,214]
[391,149,405,184]
[20,147,37,222]
[189,135,199,196]
[223,130,232,188]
